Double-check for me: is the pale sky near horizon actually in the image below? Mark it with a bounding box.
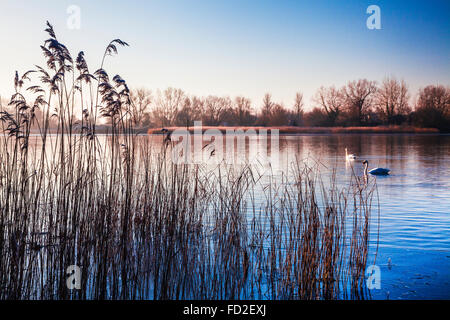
[0,0,449,111]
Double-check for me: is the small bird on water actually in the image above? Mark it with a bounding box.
[161,128,171,142]
[345,148,357,161]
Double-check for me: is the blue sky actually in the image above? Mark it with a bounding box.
[0,0,449,110]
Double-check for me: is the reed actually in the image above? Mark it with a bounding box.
[0,22,376,300]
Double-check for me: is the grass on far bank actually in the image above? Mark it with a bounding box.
[148,125,439,135]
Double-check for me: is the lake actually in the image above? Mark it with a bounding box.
[255,134,450,299]
[112,132,450,299]
[11,132,450,299]
[161,132,450,299]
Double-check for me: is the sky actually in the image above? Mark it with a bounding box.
[0,0,449,110]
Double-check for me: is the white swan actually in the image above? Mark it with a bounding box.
[363,160,390,176]
[345,148,357,161]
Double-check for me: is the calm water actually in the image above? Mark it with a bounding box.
[145,133,450,299]
[30,133,450,299]
[272,134,450,299]
[136,133,450,299]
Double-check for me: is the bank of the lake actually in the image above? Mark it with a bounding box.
[147,125,440,135]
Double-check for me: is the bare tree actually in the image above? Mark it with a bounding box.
[414,85,450,129]
[375,78,410,124]
[130,88,152,126]
[270,103,290,126]
[203,96,231,125]
[259,93,273,126]
[174,97,192,127]
[191,95,205,122]
[293,92,304,126]
[416,85,450,114]
[234,96,253,125]
[342,79,377,124]
[313,86,344,125]
[153,87,185,127]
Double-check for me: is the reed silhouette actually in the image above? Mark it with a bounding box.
[0,22,376,300]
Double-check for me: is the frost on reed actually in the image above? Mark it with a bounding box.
[0,22,376,300]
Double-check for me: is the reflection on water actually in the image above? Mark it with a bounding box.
[275,134,450,299]
[29,133,450,299]
[185,133,450,299]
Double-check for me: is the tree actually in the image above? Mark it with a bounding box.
[175,97,194,127]
[270,103,289,126]
[375,78,410,124]
[414,85,450,131]
[293,92,304,126]
[342,79,377,125]
[234,96,253,125]
[313,86,344,126]
[203,96,231,125]
[130,88,152,126]
[304,107,328,127]
[259,93,273,126]
[190,95,205,123]
[153,87,185,127]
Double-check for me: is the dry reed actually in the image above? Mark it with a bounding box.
[0,22,376,300]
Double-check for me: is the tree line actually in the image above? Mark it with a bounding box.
[127,78,449,131]
[2,78,449,131]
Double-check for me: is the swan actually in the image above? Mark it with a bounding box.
[345,148,357,160]
[363,160,390,176]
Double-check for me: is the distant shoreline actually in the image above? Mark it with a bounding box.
[22,125,444,135]
[147,125,440,135]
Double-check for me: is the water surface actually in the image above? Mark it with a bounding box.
[30,133,450,299]
[274,134,450,299]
